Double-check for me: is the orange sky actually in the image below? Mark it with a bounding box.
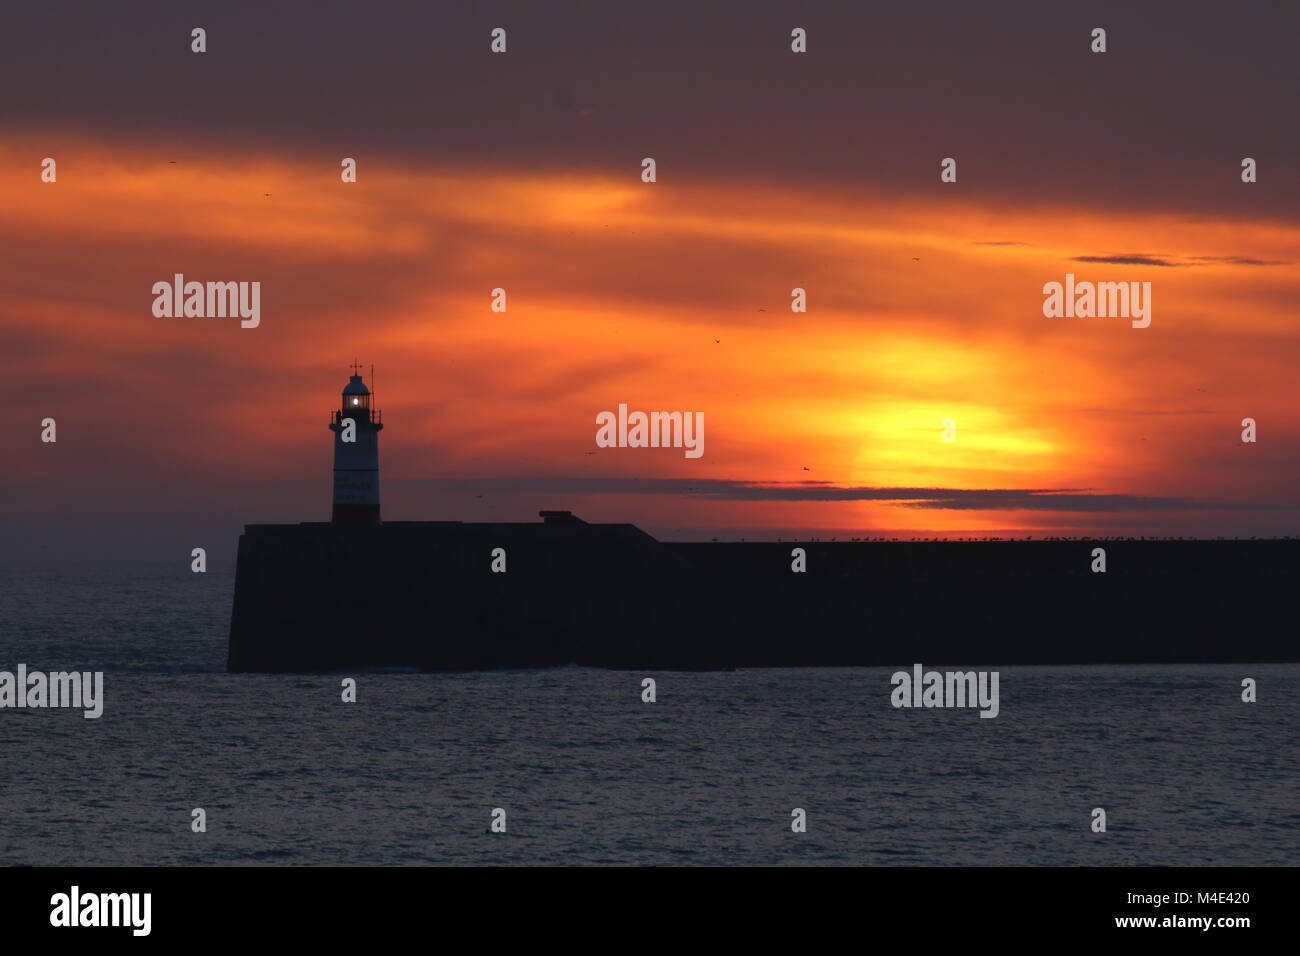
[6,134,1300,552]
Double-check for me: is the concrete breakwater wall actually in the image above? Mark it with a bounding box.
[228,521,1300,672]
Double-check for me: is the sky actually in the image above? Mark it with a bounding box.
[3,1,1299,566]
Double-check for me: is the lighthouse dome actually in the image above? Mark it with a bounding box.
[343,374,370,395]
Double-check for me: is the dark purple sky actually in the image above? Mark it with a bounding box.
[2,0,1296,217]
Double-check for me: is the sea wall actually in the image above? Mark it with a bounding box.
[227,519,724,672]
[664,540,1298,666]
[228,524,1300,672]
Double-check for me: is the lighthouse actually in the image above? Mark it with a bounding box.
[329,363,383,523]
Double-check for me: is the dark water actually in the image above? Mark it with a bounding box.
[1,565,1297,865]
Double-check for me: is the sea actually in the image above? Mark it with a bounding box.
[1,563,1297,866]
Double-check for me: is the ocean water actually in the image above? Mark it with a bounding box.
[1,564,1297,866]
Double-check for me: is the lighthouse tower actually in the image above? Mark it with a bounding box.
[329,363,383,523]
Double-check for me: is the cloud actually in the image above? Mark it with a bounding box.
[1185,256,1291,267]
[1070,254,1180,267]
[5,2,1300,222]
[903,493,1205,512]
[387,478,1298,513]
[1072,253,1293,268]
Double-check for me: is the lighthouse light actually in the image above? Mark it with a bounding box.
[352,398,359,406]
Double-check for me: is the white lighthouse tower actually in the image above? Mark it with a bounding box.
[329,363,383,523]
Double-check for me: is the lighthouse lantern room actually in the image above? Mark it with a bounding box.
[328,363,383,523]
